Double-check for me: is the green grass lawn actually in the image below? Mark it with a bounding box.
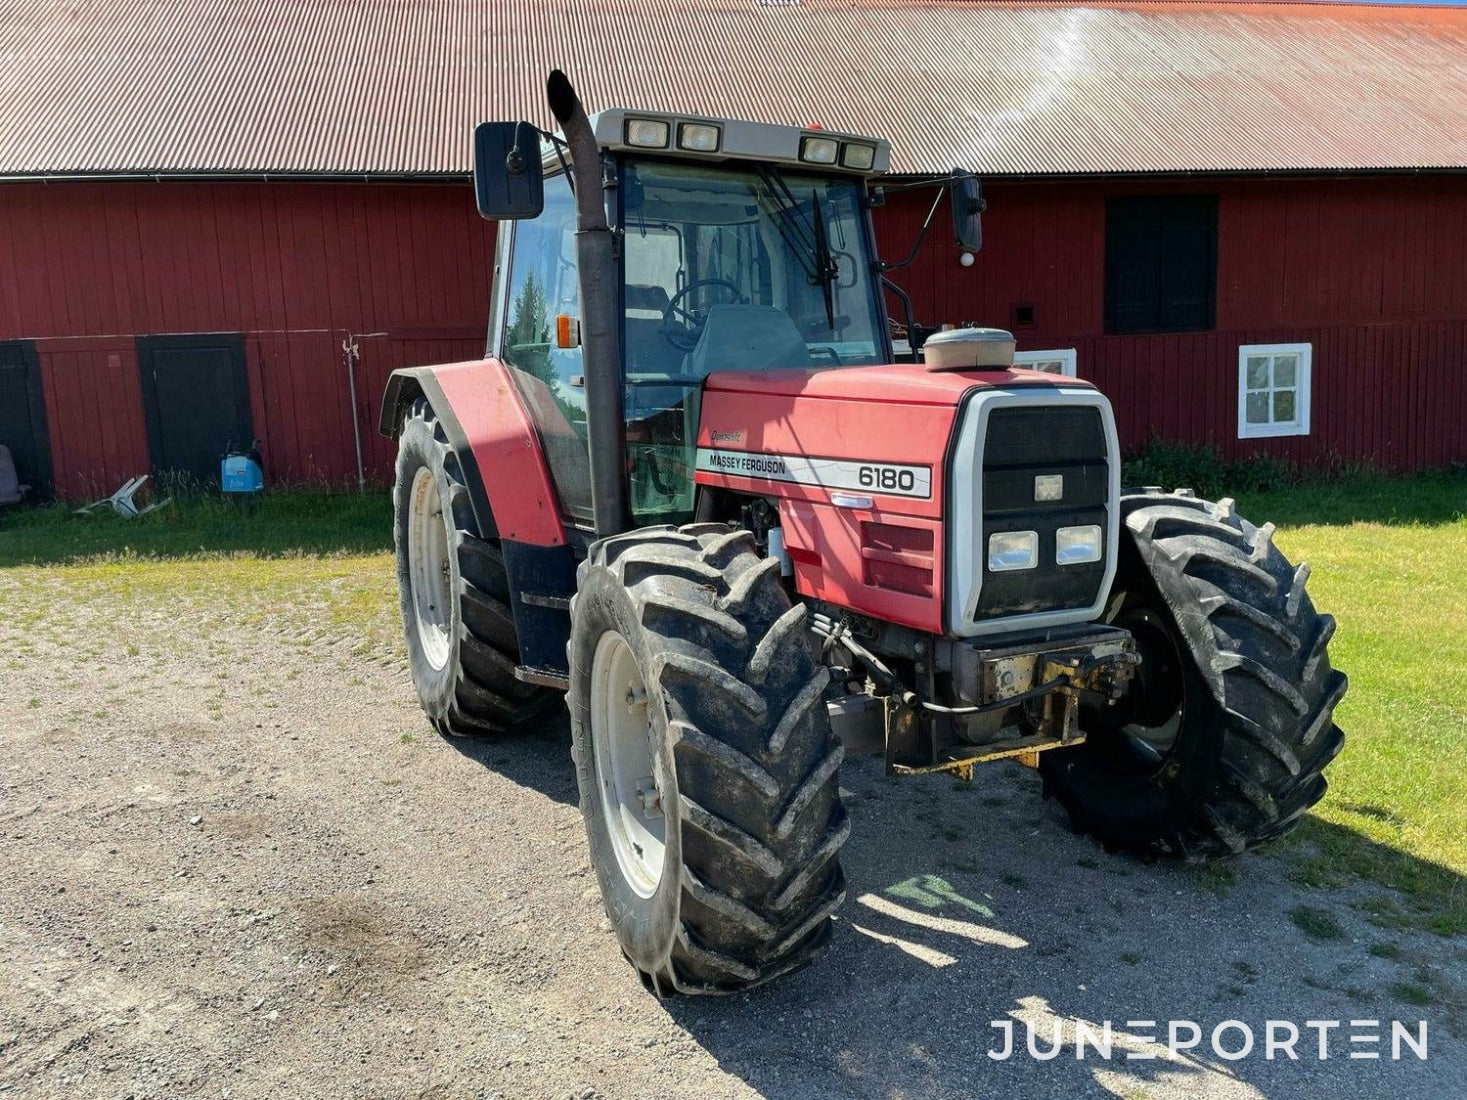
[0,490,392,567]
[0,490,402,668]
[2,472,1464,932]
[1237,472,1467,935]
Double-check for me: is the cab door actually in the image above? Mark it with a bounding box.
[493,175,593,524]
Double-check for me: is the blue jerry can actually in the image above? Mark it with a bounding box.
[221,452,265,494]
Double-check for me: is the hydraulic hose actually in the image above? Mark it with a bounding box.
[809,614,1125,716]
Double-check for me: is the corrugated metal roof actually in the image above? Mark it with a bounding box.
[3,0,1467,178]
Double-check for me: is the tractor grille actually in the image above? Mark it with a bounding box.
[975,406,1110,620]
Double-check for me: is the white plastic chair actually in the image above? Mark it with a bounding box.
[73,475,171,518]
[0,445,27,506]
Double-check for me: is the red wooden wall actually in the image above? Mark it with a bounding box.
[0,181,496,497]
[2,173,1465,498]
[875,174,1467,470]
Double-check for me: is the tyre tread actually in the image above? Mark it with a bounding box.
[1044,489,1346,860]
[394,398,554,737]
[572,523,847,994]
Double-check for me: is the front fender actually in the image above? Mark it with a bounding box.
[381,360,565,547]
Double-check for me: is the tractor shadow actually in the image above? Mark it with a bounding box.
[661,754,1465,1100]
[439,709,580,807]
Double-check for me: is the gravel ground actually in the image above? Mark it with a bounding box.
[1,560,1463,1100]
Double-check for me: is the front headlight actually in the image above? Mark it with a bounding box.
[841,142,876,170]
[1056,524,1103,565]
[988,530,1038,572]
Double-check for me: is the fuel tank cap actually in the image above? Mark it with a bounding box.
[920,327,1016,371]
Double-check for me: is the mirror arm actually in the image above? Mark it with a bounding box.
[876,184,946,273]
[881,275,918,357]
[879,174,958,194]
[547,132,575,194]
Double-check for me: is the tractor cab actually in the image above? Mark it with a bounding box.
[476,109,975,528]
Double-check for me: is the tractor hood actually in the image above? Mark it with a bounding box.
[701,362,1090,407]
[693,363,1117,638]
[694,363,1095,531]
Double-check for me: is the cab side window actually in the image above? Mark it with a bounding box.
[501,179,593,522]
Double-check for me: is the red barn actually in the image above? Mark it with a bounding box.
[2,0,1465,499]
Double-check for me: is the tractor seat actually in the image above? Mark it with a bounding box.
[624,284,685,375]
[684,305,812,378]
[625,284,671,317]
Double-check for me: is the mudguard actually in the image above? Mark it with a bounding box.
[381,359,577,682]
[381,359,567,546]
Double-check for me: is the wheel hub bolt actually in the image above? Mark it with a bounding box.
[636,778,662,817]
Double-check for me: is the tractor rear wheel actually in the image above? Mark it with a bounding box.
[567,524,848,994]
[1041,490,1347,859]
[393,398,554,736]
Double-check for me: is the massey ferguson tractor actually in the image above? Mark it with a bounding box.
[380,72,1347,995]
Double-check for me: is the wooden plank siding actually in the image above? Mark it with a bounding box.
[875,174,1467,471]
[1,172,1465,498]
[0,180,495,497]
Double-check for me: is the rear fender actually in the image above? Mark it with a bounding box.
[381,360,567,546]
[381,360,576,680]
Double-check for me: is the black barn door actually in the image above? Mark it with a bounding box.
[0,341,51,499]
[137,334,252,484]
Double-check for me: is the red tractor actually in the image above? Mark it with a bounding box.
[381,73,1346,995]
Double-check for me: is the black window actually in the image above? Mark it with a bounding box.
[1104,195,1217,334]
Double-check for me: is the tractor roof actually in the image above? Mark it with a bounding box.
[541,110,892,178]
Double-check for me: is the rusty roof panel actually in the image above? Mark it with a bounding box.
[2,1,1467,178]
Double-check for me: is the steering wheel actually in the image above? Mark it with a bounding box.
[661,278,745,352]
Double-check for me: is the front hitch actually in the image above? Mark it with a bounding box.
[880,627,1139,781]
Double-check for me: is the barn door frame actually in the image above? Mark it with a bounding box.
[0,339,52,498]
[136,333,252,478]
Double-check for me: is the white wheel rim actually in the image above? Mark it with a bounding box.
[407,465,453,671]
[589,631,666,898]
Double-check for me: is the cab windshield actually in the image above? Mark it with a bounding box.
[621,159,886,378]
[618,159,885,521]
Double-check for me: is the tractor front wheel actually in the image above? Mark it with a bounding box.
[1041,490,1347,859]
[393,398,553,736]
[568,524,848,994]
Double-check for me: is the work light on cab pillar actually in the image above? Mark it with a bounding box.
[377,69,1347,996]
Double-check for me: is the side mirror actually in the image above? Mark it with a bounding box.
[473,122,544,220]
[950,172,985,253]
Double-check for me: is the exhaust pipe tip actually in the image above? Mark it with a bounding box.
[547,69,578,126]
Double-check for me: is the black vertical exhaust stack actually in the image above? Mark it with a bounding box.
[547,70,629,539]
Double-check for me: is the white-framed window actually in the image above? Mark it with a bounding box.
[1238,342,1311,438]
[1013,348,1077,377]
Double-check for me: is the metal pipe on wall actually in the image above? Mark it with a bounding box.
[343,332,387,493]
